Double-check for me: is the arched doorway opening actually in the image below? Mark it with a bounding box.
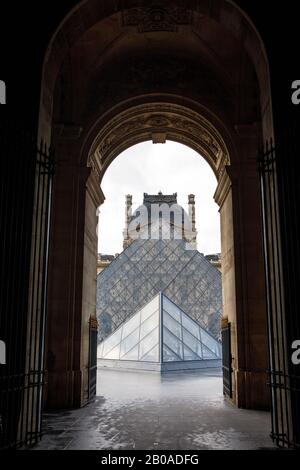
[45,91,268,410]
[35,0,274,445]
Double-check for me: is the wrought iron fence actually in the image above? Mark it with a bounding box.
[221,321,232,399]
[0,121,54,449]
[259,135,300,449]
[89,318,98,401]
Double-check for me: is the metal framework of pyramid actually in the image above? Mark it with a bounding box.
[97,239,222,343]
[98,293,222,372]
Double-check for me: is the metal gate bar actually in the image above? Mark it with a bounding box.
[89,318,98,400]
[222,321,232,398]
[0,121,54,449]
[259,135,300,449]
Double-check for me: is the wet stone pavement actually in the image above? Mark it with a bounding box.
[33,368,276,450]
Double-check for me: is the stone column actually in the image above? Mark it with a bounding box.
[215,127,269,410]
[80,160,104,405]
[45,127,104,409]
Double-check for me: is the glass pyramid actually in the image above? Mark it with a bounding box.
[98,293,222,371]
[97,239,222,343]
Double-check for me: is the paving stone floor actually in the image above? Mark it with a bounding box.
[33,368,276,450]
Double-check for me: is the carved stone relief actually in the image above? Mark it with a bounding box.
[122,3,193,33]
[88,103,229,179]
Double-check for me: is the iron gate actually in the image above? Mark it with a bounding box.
[0,121,54,449]
[88,318,98,400]
[259,135,300,449]
[222,321,232,398]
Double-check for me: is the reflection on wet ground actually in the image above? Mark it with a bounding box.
[34,368,276,450]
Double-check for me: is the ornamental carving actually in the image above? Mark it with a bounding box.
[93,105,227,174]
[122,4,193,33]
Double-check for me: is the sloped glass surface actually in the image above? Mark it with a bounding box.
[104,344,121,360]
[97,237,222,342]
[98,292,221,366]
[139,327,159,359]
[163,311,182,339]
[161,294,221,363]
[163,327,183,360]
[140,311,159,339]
[141,344,159,362]
[182,329,202,358]
[163,344,181,362]
[163,296,181,322]
[200,328,221,357]
[183,345,201,361]
[182,314,201,340]
[120,328,140,357]
[122,312,140,339]
[102,328,122,357]
[122,345,139,361]
[202,344,218,359]
[140,296,159,322]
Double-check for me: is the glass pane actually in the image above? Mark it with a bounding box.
[97,342,104,358]
[182,314,200,339]
[183,345,201,361]
[122,313,140,340]
[139,327,159,359]
[163,345,180,362]
[200,328,221,356]
[102,328,122,357]
[163,327,183,359]
[140,344,159,362]
[182,329,202,358]
[104,344,120,360]
[163,296,181,322]
[202,344,218,359]
[120,328,140,357]
[140,295,159,322]
[122,345,139,361]
[163,311,182,339]
[140,310,159,340]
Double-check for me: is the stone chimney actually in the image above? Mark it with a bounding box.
[123,195,132,249]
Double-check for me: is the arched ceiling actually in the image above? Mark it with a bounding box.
[43,1,271,184]
[51,1,261,129]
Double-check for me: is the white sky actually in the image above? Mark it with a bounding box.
[98,141,221,256]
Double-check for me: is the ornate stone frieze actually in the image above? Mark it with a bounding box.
[122,4,193,33]
[87,102,229,180]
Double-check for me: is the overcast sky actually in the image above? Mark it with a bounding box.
[98,141,221,256]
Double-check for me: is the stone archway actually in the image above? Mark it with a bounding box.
[40,0,272,412]
[85,98,230,178]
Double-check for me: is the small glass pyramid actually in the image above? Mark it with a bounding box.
[98,293,222,372]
